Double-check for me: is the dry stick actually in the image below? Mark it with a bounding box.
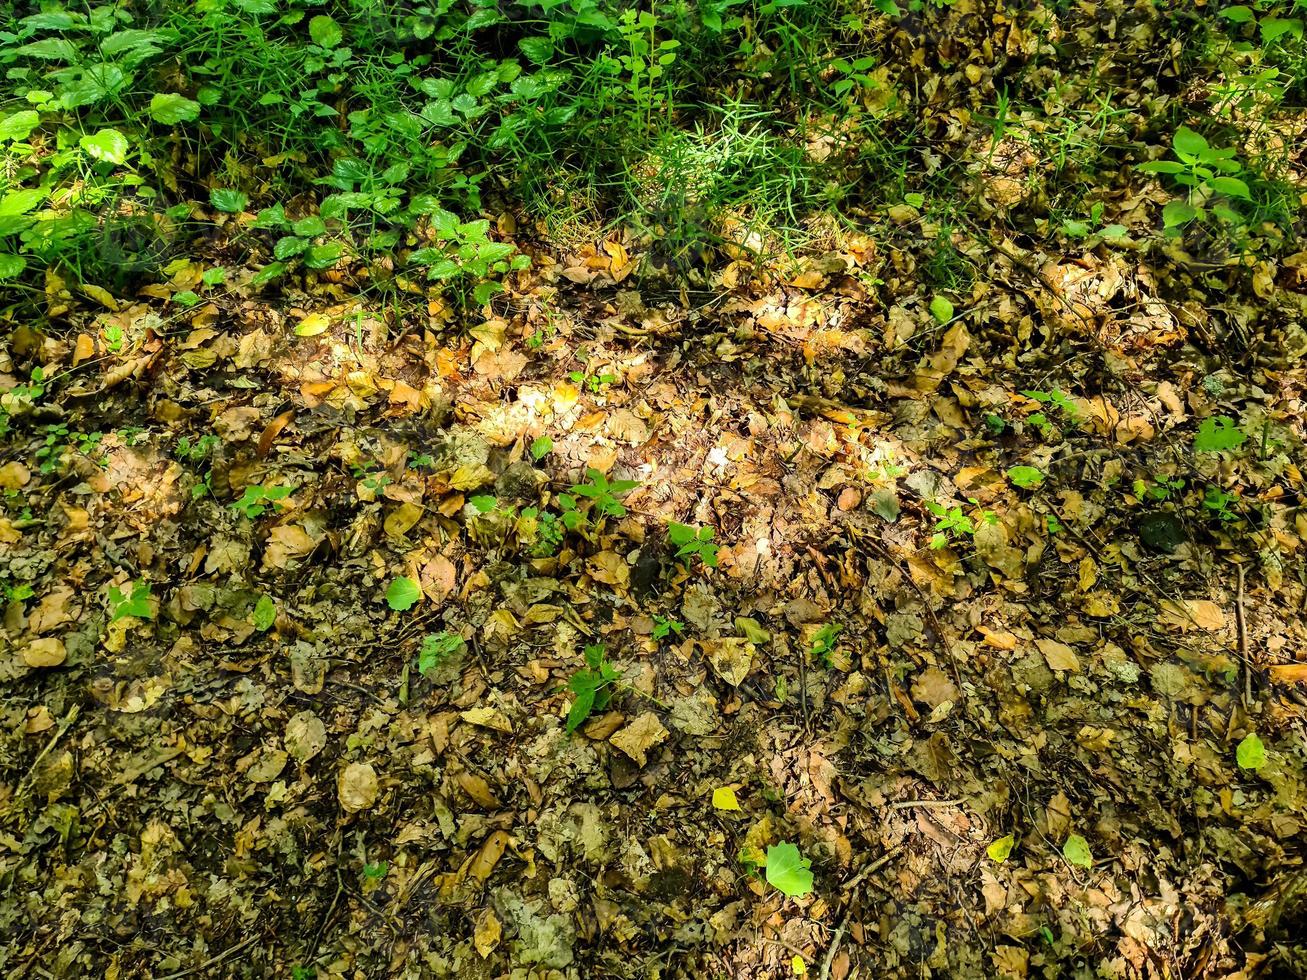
[1236,562,1251,708]
[153,935,258,980]
[818,845,904,980]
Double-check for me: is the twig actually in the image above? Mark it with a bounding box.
[819,845,903,980]
[885,798,962,810]
[153,934,258,980]
[1235,562,1251,708]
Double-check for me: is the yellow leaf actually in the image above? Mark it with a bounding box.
[987,833,1015,862]
[294,312,332,337]
[712,787,740,811]
[791,955,807,975]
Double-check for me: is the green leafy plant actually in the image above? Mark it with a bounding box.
[417,632,465,676]
[926,500,995,549]
[108,580,153,622]
[668,522,719,567]
[810,622,842,667]
[1007,465,1044,489]
[568,368,618,394]
[1021,389,1080,430]
[566,643,621,732]
[1062,834,1093,869]
[1194,415,1248,454]
[530,436,553,460]
[1202,485,1241,522]
[231,484,292,519]
[570,469,639,519]
[765,841,814,897]
[652,615,684,640]
[1137,126,1252,229]
[386,576,421,611]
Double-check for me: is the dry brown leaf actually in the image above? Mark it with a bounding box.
[22,637,66,668]
[1037,638,1080,673]
[609,712,669,767]
[337,762,379,812]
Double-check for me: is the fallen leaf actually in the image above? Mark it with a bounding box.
[703,637,755,687]
[713,787,741,811]
[22,637,66,668]
[1037,638,1080,673]
[609,712,669,767]
[338,762,379,812]
[460,706,513,734]
[295,312,332,336]
[474,907,502,958]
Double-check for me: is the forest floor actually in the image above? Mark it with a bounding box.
[4,2,1307,979]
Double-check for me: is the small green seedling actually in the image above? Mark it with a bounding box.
[252,595,276,631]
[570,469,639,519]
[652,615,684,640]
[418,631,464,676]
[530,436,553,460]
[810,622,842,667]
[1062,834,1093,869]
[1236,732,1266,770]
[568,369,618,394]
[668,521,719,567]
[566,643,621,732]
[1202,486,1240,522]
[1021,388,1080,428]
[1133,475,1184,502]
[362,861,388,880]
[109,580,154,622]
[407,451,436,469]
[231,484,292,518]
[926,500,995,549]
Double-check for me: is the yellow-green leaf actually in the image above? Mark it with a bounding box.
[987,833,1015,863]
[712,787,740,811]
[295,313,332,336]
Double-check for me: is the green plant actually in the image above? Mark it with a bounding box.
[1194,415,1248,454]
[1133,475,1185,502]
[925,500,996,549]
[530,436,553,460]
[569,469,639,519]
[1007,465,1044,489]
[386,576,421,611]
[1202,485,1241,522]
[568,368,619,394]
[1021,389,1080,430]
[417,632,465,676]
[1236,731,1267,770]
[765,841,814,897]
[810,622,842,667]
[1137,126,1252,230]
[231,484,292,519]
[108,580,153,622]
[668,522,719,567]
[35,424,104,474]
[652,615,684,640]
[252,595,276,631]
[566,643,621,732]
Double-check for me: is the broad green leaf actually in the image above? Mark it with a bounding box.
[929,295,954,323]
[1219,5,1255,23]
[0,110,41,142]
[1162,200,1198,229]
[1208,175,1250,200]
[1261,17,1303,42]
[712,787,741,811]
[1194,416,1246,454]
[987,834,1015,862]
[0,254,26,279]
[293,216,327,237]
[250,261,287,285]
[1236,732,1266,770]
[149,93,201,124]
[1172,126,1209,157]
[79,128,129,165]
[1136,160,1186,175]
[386,576,421,611]
[1062,834,1092,869]
[530,436,552,460]
[1007,465,1044,488]
[253,595,276,631]
[109,580,154,621]
[766,842,814,897]
[309,14,343,47]
[210,188,248,213]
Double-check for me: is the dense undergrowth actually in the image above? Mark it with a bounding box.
[1,0,1304,308]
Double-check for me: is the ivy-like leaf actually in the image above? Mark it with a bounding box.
[766,842,814,897]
